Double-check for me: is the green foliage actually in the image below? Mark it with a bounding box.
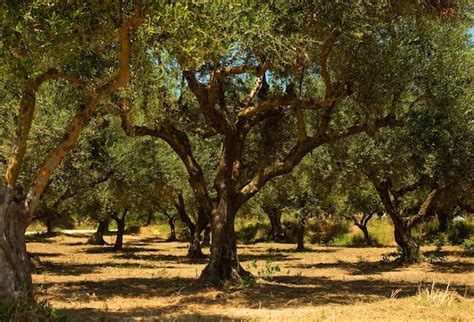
[236,222,270,244]
[461,239,474,251]
[308,217,350,245]
[0,296,65,322]
[350,233,380,247]
[447,219,473,245]
[257,259,281,281]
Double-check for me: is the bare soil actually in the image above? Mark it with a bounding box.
[27,231,474,321]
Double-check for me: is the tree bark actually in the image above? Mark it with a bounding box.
[145,213,154,226]
[174,194,207,258]
[355,223,371,245]
[0,186,33,301]
[165,212,177,242]
[112,210,127,251]
[87,219,109,245]
[201,224,211,247]
[45,215,54,235]
[267,207,285,242]
[199,198,249,285]
[188,207,210,258]
[296,218,306,251]
[393,219,423,262]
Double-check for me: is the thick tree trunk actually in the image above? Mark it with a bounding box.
[392,218,423,262]
[199,199,249,285]
[296,219,306,251]
[112,211,127,251]
[166,214,177,242]
[87,219,109,245]
[267,208,285,242]
[0,187,33,301]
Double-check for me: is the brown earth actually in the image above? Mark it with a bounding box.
[27,232,474,321]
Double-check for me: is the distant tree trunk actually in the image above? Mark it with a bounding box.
[175,193,207,258]
[112,210,127,251]
[145,213,154,226]
[188,206,210,258]
[87,219,109,245]
[356,223,371,245]
[0,186,33,301]
[352,212,374,245]
[267,207,285,242]
[164,211,177,242]
[296,217,306,251]
[201,224,211,247]
[45,215,54,235]
[437,212,449,232]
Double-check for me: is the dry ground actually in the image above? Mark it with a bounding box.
[27,231,474,321]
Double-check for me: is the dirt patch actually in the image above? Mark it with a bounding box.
[28,233,474,321]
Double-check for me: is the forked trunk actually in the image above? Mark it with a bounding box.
[199,198,249,285]
[112,211,127,251]
[391,216,423,262]
[356,224,371,245]
[87,219,109,245]
[0,187,33,301]
[166,215,177,242]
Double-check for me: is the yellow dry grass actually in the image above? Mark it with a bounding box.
[27,231,474,321]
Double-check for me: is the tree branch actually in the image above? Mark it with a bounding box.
[408,188,441,228]
[4,69,89,187]
[119,104,214,215]
[24,6,147,217]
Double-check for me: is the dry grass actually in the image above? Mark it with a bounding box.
[27,230,474,321]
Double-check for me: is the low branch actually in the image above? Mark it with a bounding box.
[119,104,214,214]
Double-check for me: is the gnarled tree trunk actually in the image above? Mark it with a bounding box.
[199,197,249,284]
[392,218,423,262]
[87,219,109,245]
[0,186,33,301]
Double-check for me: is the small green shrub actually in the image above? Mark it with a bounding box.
[239,275,256,288]
[461,239,473,251]
[125,225,141,234]
[350,233,380,246]
[447,220,473,245]
[308,218,349,244]
[257,259,281,280]
[236,222,270,244]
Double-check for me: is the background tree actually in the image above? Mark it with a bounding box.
[118,2,470,284]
